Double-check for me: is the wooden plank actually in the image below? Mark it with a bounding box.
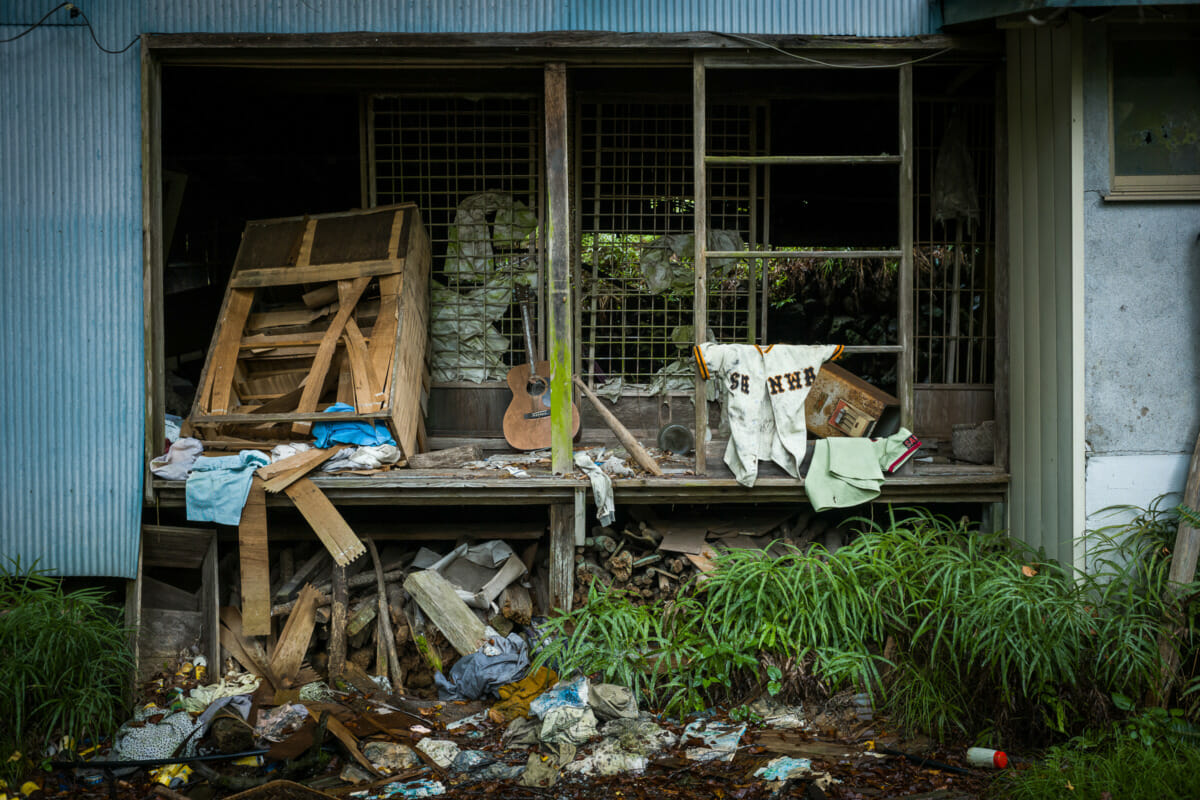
[142,524,213,569]
[897,63,914,433]
[302,283,339,309]
[329,564,348,680]
[238,477,271,636]
[205,288,256,414]
[142,51,165,507]
[269,583,324,685]
[218,606,280,689]
[274,549,331,599]
[406,444,482,469]
[306,707,382,777]
[283,478,367,565]
[291,275,371,436]
[202,534,220,673]
[693,54,708,474]
[1169,430,1200,589]
[545,62,574,476]
[367,539,404,691]
[549,502,574,613]
[257,444,344,481]
[261,446,348,494]
[367,209,406,388]
[342,315,384,413]
[387,207,431,459]
[230,259,402,288]
[574,377,664,476]
[402,570,487,656]
[246,306,332,331]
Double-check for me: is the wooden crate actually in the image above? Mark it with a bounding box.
[805,362,900,439]
[187,203,431,458]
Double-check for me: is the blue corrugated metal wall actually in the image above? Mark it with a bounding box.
[0,1,938,577]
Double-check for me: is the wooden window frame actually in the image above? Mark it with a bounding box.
[1106,28,1200,201]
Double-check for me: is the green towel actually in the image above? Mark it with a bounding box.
[804,429,921,511]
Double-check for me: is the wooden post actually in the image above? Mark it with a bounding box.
[329,564,348,681]
[993,66,1011,472]
[549,503,574,612]
[238,477,271,637]
[141,43,165,505]
[693,54,708,474]
[1155,430,1200,703]
[897,64,915,433]
[545,63,574,476]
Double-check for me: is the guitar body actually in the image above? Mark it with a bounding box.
[502,360,581,450]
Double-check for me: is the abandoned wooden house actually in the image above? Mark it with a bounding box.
[3,1,1199,680]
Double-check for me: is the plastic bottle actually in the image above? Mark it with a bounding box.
[966,747,1008,768]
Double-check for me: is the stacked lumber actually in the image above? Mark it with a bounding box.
[187,203,431,459]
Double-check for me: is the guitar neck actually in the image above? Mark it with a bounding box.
[520,294,539,377]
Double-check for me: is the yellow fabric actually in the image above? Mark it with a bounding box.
[489,666,558,723]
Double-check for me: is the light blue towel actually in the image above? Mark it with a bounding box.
[185,450,270,525]
[311,402,397,448]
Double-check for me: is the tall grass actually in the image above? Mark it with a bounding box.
[0,560,133,783]
[533,504,1200,744]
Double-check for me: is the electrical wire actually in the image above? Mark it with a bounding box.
[0,2,138,53]
[0,1,70,43]
[708,31,953,69]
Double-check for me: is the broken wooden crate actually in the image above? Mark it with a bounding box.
[188,203,431,458]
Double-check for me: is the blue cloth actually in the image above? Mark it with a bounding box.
[311,402,397,448]
[185,450,270,525]
[435,633,530,701]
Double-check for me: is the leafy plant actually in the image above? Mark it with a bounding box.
[0,560,133,784]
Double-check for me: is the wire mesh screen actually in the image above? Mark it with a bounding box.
[577,99,756,389]
[369,95,541,384]
[913,93,996,385]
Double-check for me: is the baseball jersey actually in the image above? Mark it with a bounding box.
[693,343,843,486]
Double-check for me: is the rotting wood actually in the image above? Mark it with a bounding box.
[501,584,532,626]
[693,53,708,475]
[346,597,378,638]
[549,502,574,612]
[403,570,487,657]
[270,567,406,616]
[284,478,366,566]
[257,444,344,481]
[291,275,371,436]
[545,62,574,476]
[406,444,483,470]
[1157,430,1200,703]
[306,708,381,777]
[269,583,324,686]
[273,550,330,600]
[260,446,347,493]
[238,477,271,636]
[574,377,663,476]
[218,605,281,690]
[329,564,348,681]
[367,539,404,692]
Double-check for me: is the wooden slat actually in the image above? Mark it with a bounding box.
[897,63,915,434]
[387,207,431,459]
[284,478,367,565]
[273,549,331,600]
[367,209,406,390]
[260,445,347,494]
[549,502,574,613]
[269,583,324,685]
[291,275,371,436]
[343,316,384,413]
[205,289,256,414]
[329,564,348,680]
[403,570,487,657]
[218,605,281,689]
[238,477,271,636]
[705,154,901,165]
[693,54,708,475]
[230,259,401,289]
[257,444,341,480]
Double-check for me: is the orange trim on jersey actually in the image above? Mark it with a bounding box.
[754,344,774,354]
[832,344,845,361]
[693,345,710,380]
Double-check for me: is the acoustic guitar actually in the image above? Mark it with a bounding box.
[502,286,580,450]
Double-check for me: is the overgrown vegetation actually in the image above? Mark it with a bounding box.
[533,504,1200,747]
[0,560,133,784]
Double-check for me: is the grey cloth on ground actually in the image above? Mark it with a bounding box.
[435,632,530,701]
[588,684,639,721]
[574,451,615,526]
[539,706,598,746]
[502,717,541,749]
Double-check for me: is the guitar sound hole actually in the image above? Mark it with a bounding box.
[526,377,548,396]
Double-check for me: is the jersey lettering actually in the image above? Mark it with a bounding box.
[785,371,802,391]
[740,374,750,394]
[803,366,817,386]
[766,375,784,395]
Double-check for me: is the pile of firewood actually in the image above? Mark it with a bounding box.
[571,508,860,607]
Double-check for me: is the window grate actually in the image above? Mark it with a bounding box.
[369,95,542,384]
[577,99,757,388]
[913,94,996,386]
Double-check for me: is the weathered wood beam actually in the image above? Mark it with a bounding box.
[545,62,574,476]
[693,54,708,474]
